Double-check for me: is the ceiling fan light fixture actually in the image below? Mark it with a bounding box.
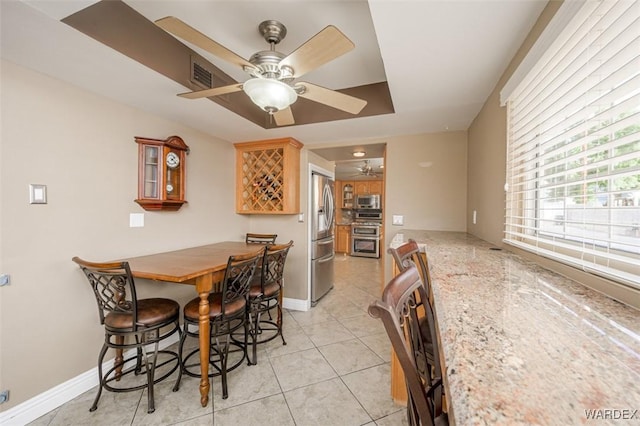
[353,151,366,157]
[243,78,297,113]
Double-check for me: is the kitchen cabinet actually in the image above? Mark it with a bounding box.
[234,137,303,214]
[340,181,355,208]
[354,180,383,196]
[336,225,351,254]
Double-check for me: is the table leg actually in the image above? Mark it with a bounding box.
[194,273,216,408]
[198,290,211,407]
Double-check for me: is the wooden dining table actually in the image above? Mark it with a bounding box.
[122,241,266,407]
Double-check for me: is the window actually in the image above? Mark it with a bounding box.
[504,0,640,289]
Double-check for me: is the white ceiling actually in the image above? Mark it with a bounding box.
[1,0,547,159]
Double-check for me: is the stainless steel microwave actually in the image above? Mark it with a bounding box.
[356,194,381,209]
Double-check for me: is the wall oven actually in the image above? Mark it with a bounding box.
[354,210,382,222]
[351,223,381,258]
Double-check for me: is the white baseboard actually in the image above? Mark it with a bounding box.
[282,297,310,311]
[0,333,180,426]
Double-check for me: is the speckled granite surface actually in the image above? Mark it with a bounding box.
[390,230,640,425]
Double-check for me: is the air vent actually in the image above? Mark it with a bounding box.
[190,56,212,89]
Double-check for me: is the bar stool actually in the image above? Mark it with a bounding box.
[387,239,436,383]
[72,257,181,414]
[369,266,448,426]
[247,240,293,364]
[173,249,263,399]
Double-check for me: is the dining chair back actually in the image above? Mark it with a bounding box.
[387,239,435,383]
[174,248,263,399]
[388,239,432,294]
[368,265,447,426]
[72,256,181,414]
[248,240,294,363]
[245,233,278,244]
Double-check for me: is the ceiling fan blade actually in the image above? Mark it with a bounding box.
[155,16,257,72]
[177,83,243,99]
[273,107,295,126]
[297,82,367,114]
[279,25,354,79]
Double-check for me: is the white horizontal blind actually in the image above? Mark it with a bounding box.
[505,0,640,289]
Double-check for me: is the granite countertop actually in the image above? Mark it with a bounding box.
[390,230,640,425]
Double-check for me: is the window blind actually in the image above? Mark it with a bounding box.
[504,0,640,289]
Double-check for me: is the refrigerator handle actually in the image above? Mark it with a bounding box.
[318,254,335,263]
[323,183,335,229]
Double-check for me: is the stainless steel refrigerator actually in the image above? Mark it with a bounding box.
[311,172,335,305]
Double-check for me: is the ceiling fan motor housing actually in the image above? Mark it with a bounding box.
[249,50,293,80]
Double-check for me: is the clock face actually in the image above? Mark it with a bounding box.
[166,184,174,193]
[166,152,180,169]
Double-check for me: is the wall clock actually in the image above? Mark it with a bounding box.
[134,135,189,211]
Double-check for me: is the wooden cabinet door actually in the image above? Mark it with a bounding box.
[368,180,383,194]
[354,181,369,195]
[354,180,383,195]
[336,225,351,253]
[335,180,343,210]
[342,181,354,208]
[336,227,344,253]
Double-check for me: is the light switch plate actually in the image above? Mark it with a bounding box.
[29,184,47,204]
[129,213,144,228]
[392,215,404,226]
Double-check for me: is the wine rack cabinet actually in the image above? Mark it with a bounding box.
[234,137,303,214]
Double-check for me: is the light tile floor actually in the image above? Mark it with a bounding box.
[29,255,409,426]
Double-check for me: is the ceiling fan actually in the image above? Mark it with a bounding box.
[155,17,368,126]
[352,160,383,177]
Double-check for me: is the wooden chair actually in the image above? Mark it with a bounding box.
[173,249,263,399]
[388,239,433,293]
[245,233,278,244]
[247,240,293,364]
[387,239,435,383]
[368,266,448,426]
[72,257,181,414]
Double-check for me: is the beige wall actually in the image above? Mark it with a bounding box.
[467,1,563,247]
[309,132,468,286]
[0,59,330,410]
[385,132,467,232]
[0,60,252,410]
[383,132,468,283]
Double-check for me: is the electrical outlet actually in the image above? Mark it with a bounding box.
[392,215,404,226]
